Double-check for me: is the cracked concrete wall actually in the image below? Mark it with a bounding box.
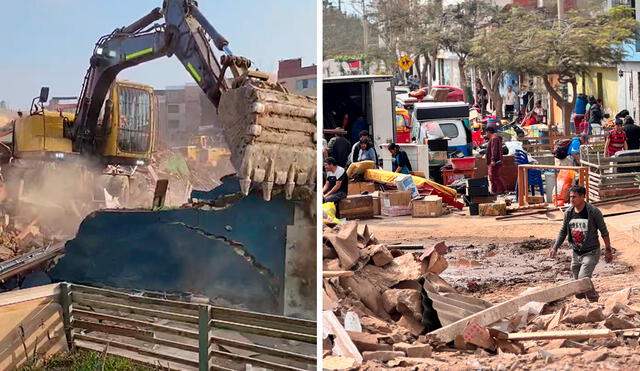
[49,178,304,315]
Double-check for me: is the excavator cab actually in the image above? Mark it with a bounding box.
[100,81,156,166]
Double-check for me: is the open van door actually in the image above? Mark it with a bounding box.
[372,79,395,170]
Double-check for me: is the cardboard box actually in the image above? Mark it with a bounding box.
[527,195,545,204]
[372,196,381,216]
[412,196,443,218]
[348,181,376,196]
[380,191,412,207]
[381,205,412,217]
[479,202,507,216]
[395,175,419,198]
[429,151,447,165]
[339,195,374,220]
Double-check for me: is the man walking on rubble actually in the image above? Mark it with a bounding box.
[549,185,613,300]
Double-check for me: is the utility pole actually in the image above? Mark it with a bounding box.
[361,0,368,57]
[557,0,564,19]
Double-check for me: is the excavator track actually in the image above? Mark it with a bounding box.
[219,81,317,201]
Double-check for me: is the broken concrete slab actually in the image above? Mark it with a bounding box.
[381,289,421,318]
[324,221,361,270]
[428,278,595,343]
[371,247,394,267]
[347,331,389,352]
[582,349,609,362]
[561,307,605,324]
[362,350,405,362]
[397,314,425,337]
[604,315,636,330]
[604,288,631,317]
[322,355,357,370]
[392,342,432,358]
[323,310,363,366]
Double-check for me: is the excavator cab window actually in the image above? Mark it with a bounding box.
[117,86,151,153]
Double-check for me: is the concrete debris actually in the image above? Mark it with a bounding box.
[323,220,640,369]
[362,350,405,362]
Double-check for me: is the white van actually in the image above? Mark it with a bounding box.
[323,75,395,169]
[410,102,473,156]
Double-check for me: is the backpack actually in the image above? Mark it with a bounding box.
[553,139,572,159]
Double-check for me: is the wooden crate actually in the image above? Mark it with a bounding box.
[372,197,381,216]
[348,181,376,196]
[412,196,443,218]
[339,195,374,220]
[479,202,507,216]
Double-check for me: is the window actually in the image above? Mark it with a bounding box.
[169,119,180,128]
[168,104,180,113]
[440,123,459,139]
[117,86,152,153]
[296,78,317,90]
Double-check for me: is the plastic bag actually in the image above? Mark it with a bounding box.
[323,202,340,223]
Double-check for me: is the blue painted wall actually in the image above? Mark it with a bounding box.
[50,178,295,314]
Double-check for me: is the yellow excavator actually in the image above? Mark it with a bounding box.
[7,0,316,209]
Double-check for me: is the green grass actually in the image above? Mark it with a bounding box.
[18,350,154,371]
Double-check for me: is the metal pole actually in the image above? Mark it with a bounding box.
[198,305,210,371]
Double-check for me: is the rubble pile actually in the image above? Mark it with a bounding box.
[322,220,640,370]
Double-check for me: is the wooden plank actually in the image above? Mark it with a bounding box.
[72,319,154,338]
[211,312,315,336]
[0,283,60,307]
[72,294,199,324]
[211,319,315,343]
[74,333,199,368]
[323,270,355,278]
[209,307,316,335]
[71,284,199,312]
[322,310,362,366]
[72,319,199,353]
[428,278,594,343]
[209,349,307,371]
[507,329,613,341]
[209,335,316,364]
[73,309,199,339]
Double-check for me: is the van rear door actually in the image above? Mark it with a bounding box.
[371,79,394,170]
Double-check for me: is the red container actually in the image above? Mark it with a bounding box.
[451,157,475,170]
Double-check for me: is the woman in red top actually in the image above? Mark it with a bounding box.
[605,120,628,156]
[522,112,538,127]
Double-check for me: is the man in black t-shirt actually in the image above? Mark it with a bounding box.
[549,185,612,301]
[323,157,348,203]
[623,116,640,150]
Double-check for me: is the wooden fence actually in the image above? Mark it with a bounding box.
[518,132,606,154]
[60,283,317,370]
[580,146,640,201]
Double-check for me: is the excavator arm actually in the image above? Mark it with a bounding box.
[66,0,316,200]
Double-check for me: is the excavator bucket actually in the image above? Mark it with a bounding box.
[218,81,316,201]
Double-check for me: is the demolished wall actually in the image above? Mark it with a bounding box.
[49,177,316,318]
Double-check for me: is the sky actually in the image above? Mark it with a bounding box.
[0,0,317,109]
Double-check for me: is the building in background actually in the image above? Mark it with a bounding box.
[277,58,317,96]
[155,84,224,148]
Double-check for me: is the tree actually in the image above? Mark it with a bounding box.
[323,3,367,59]
[368,0,414,77]
[406,0,445,88]
[473,6,638,133]
[439,0,499,103]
